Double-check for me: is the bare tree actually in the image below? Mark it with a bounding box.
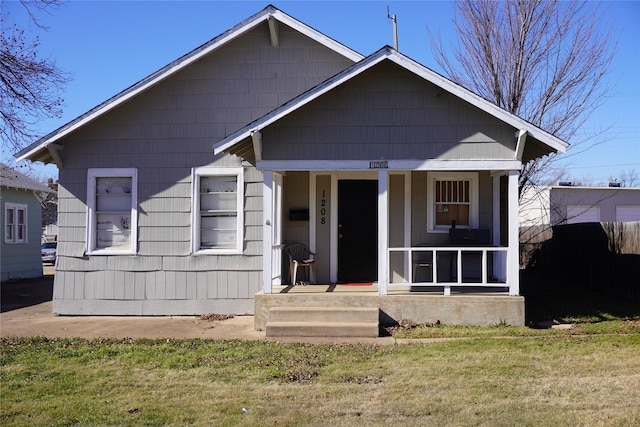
[1,0,70,157]
[614,169,639,187]
[430,0,616,195]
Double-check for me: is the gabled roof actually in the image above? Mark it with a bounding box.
[15,5,364,165]
[214,46,568,160]
[0,163,53,193]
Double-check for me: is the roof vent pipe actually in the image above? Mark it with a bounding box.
[387,6,398,50]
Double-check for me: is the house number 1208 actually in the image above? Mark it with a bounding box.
[320,190,326,225]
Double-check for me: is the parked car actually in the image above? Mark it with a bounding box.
[41,242,57,263]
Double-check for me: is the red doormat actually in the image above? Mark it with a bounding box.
[339,282,373,286]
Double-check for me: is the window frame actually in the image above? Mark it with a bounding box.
[86,168,138,255]
[191,166,244,255]
[427,172,479,232]
[4,202,28,244]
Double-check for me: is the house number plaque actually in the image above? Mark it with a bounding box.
[320,190,327,224]
[369,160,388,169]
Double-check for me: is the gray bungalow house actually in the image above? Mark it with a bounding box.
[17,5,567,331]
[1,163,54,281]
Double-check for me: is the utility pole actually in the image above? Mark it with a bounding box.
[387,6,398,50]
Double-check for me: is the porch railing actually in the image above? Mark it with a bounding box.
[388,246,509,295]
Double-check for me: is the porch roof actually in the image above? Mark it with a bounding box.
[214,47,568,164]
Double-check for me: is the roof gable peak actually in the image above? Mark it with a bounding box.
[214,46,568,157]
[16,4,363,165]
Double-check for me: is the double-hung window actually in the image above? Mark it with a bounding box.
[4,203,27,243]
[427,172,479,231]
[86,168,138,254]
[192,167,244,254]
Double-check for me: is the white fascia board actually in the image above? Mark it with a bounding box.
[551,185,640,192]
[17,6,363,163]
[257,159,523,172]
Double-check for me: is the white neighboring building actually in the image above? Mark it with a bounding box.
[520,183,640,226]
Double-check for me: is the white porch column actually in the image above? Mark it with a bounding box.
[262,171,274,294]
[492,175,501,246]
[507,170,520,296]
[404,172,412,281]
[378,170,389,295]
[492,174,506,282]
[272,173,283,285]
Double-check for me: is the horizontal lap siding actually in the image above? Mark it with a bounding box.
[0,189,44,281]
[52,23,354,315]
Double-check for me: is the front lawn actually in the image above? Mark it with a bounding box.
[2,335,639,426]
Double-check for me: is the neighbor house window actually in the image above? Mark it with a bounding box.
[86,168,138,254]
[4,203,27,243]
[192,167,244,254]
[427,172,479,231]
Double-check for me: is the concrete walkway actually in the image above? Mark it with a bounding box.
[1,274,395,344]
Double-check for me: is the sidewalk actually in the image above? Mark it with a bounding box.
[1,274,394,344]
[1,275,265,340]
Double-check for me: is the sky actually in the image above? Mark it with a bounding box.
[4,0,640,185]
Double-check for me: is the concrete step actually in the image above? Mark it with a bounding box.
[268,306,379,323]
[265,306,379,337]
[266,321,379,338]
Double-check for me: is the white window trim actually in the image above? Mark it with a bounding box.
[191,166,244,255]
[427,172,479,232]
[86,168,138,255]
[4,202,28,244]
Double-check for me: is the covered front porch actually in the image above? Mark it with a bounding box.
[261,165,521,293]
[257,164,524,328]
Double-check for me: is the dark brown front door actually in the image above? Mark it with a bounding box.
[337,180,378,282]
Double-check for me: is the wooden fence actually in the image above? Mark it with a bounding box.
[520,222,640,302]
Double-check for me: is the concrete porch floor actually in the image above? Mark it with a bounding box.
[255,283,524,331]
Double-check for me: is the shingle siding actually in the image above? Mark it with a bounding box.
[264,62,517,161]
[52,20,355,315]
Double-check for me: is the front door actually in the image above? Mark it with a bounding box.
[338,180,378,282]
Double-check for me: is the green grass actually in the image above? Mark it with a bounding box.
[388,272,640,339]
[388,318,640,339]
[2,275,639,425]
[2,335,640,426]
